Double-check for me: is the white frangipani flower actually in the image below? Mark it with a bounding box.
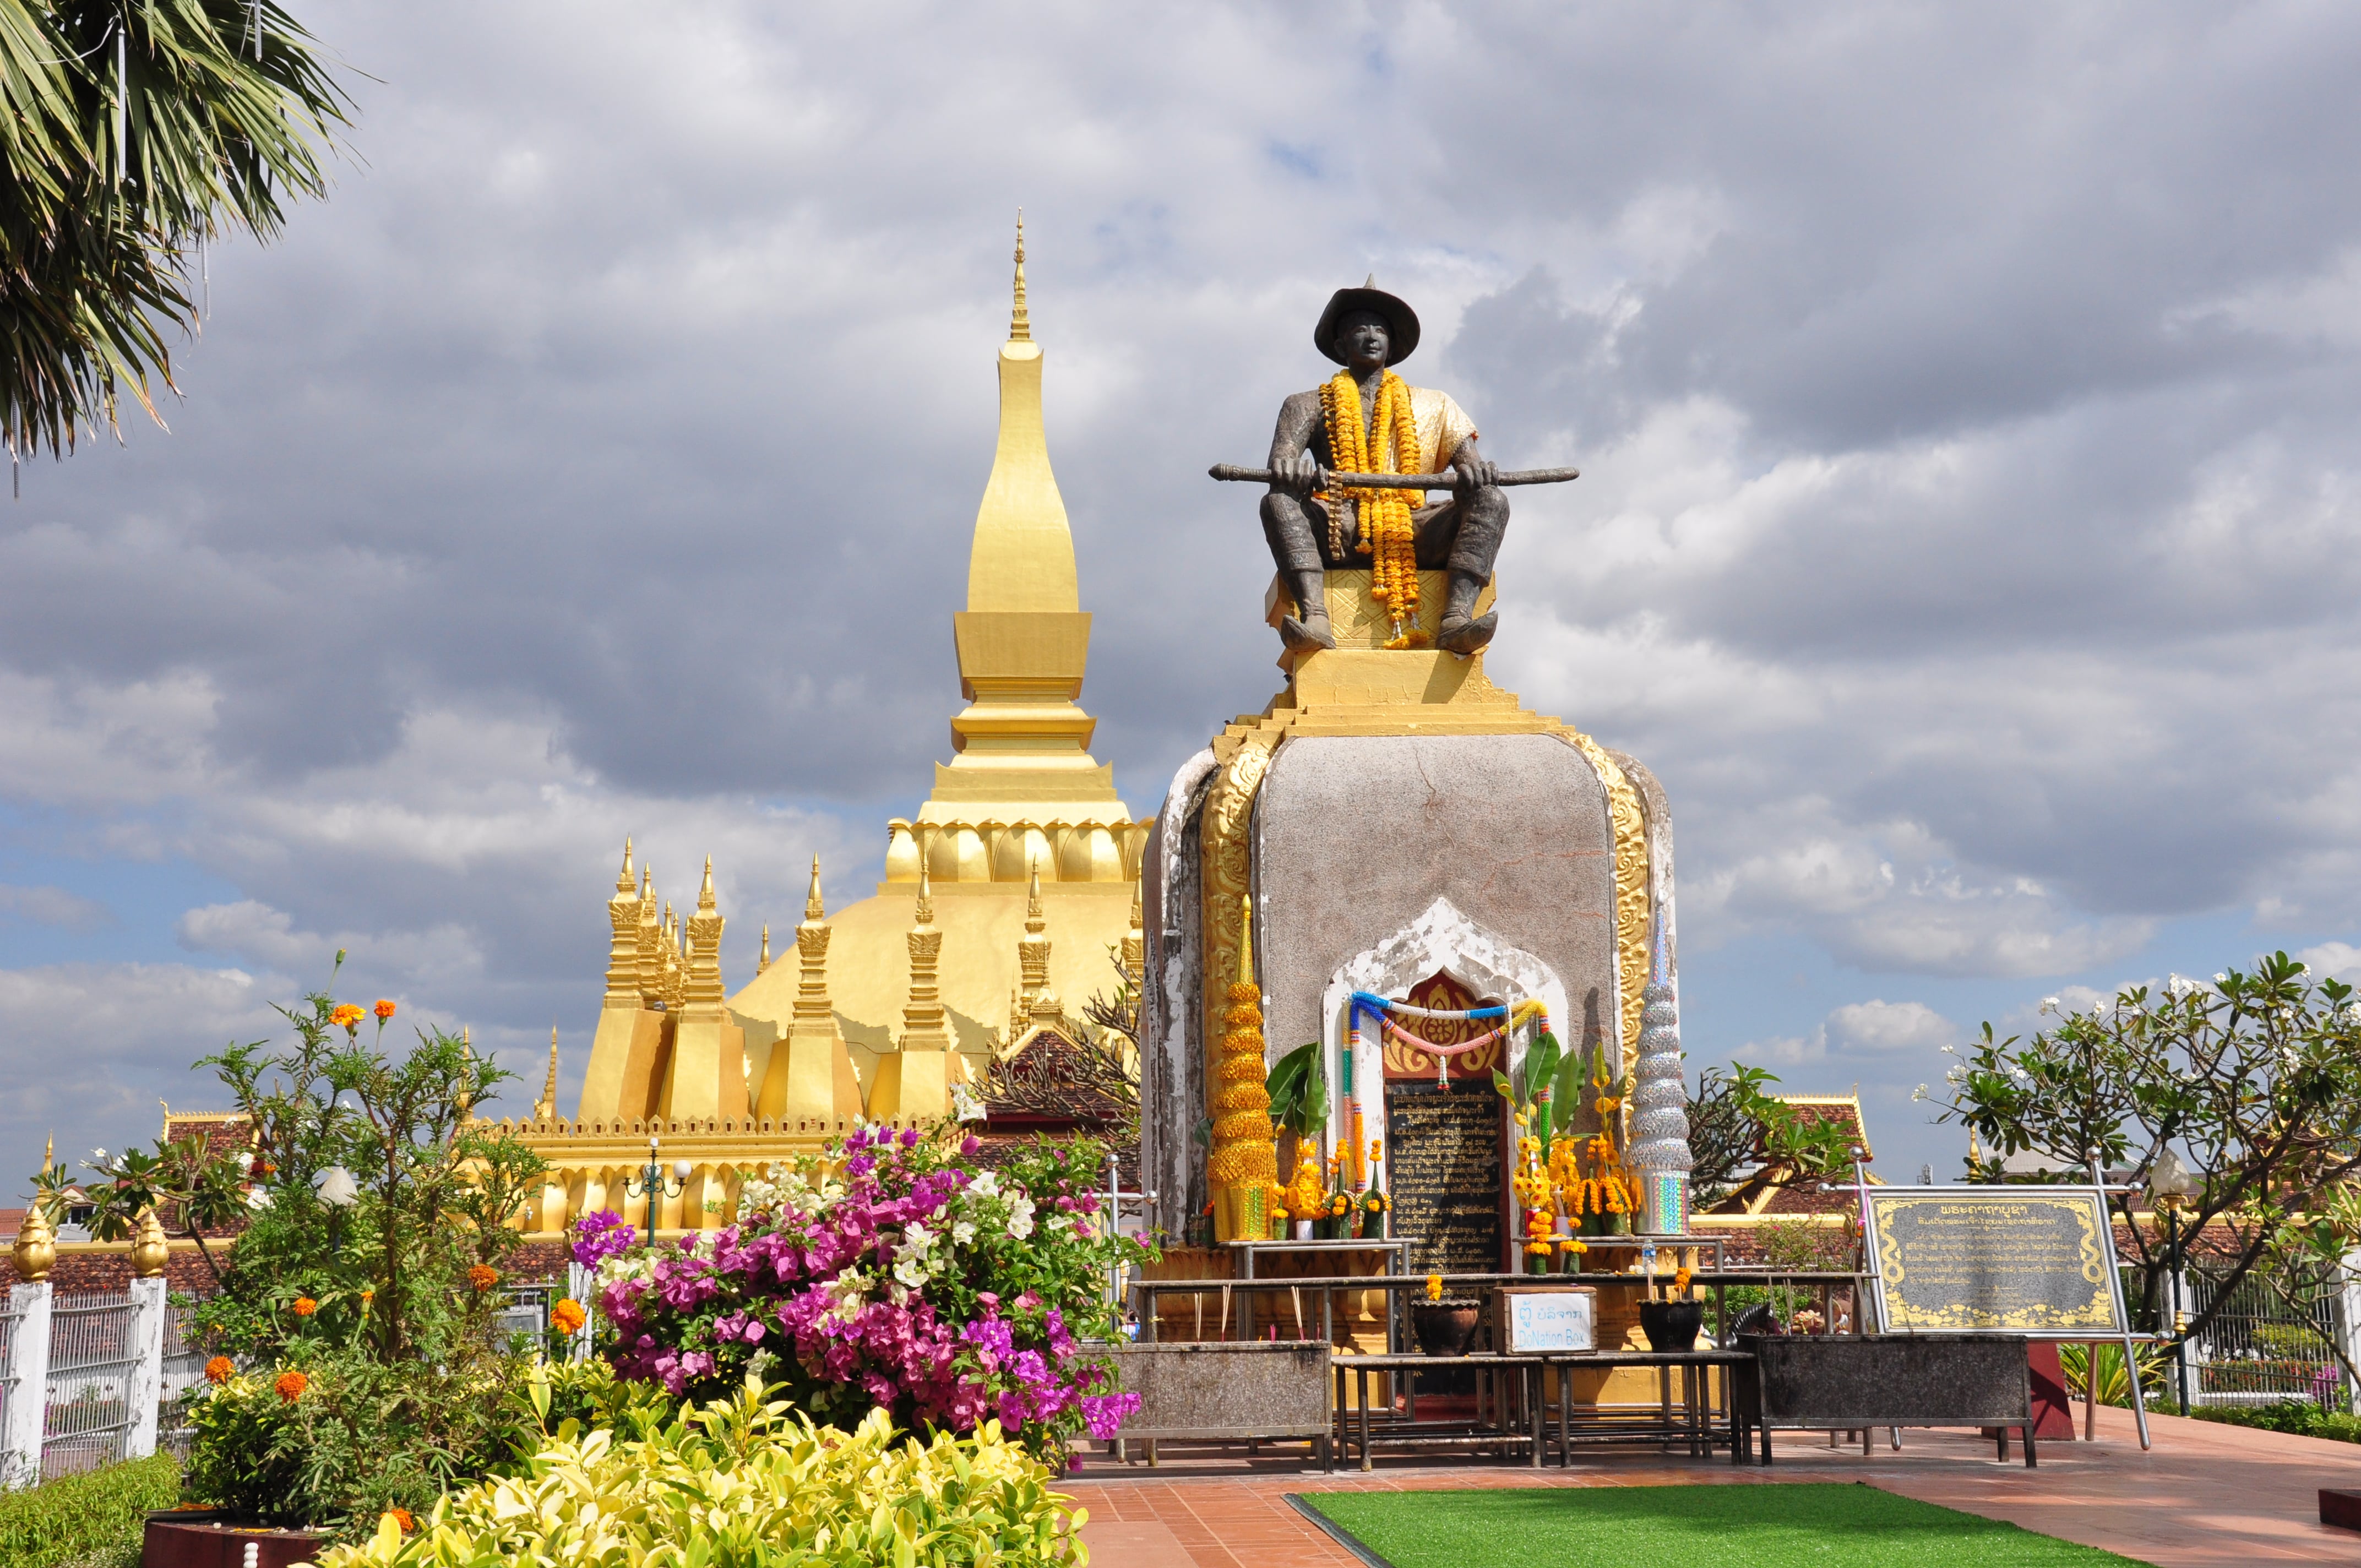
[2040,997,2061,1015]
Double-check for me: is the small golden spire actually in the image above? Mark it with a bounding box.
[757,924,771,975]
[537,1027,559,1119]
[697,856,716,914]
[640,864,654,905]
[617,837,635,894]
[915,858,934,927]
[1009,209,1030,342]
[1025,859,1045,929]
[1237,894,1254,984]
[804,854,825,922]
[42,1133,52,1178]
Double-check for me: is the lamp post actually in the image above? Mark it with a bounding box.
[625,1137,691,1235]
[2149,1148,2195,1416]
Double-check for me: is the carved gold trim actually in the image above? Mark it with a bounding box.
[1558,729,1650,1064]
[1197,730,1277,1193]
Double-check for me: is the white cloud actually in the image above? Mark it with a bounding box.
[0,885,111,930]
[2298,941,2361,983]
[1738,999,1957,1071]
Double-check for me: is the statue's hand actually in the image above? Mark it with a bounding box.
[1271,452,1321,497]
[1453,452,1500,491]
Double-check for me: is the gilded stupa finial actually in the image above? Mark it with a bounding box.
[1025,859,1045,930]
[617,837,634,894]
[1237,894,1254,984]
[804,854,825,922]
[1009,209,1030,342]
[537,1027,559,1119]
[757,924,770,975]
[697,856,716,914]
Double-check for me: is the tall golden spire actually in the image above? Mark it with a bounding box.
[923,217,1126,819]
[902,863,949,1048]
[1009,210,1030,342]
[616,837,635,894]
[804,854,826,921]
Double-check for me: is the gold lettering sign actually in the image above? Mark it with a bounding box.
[1867,1189,2124,1334]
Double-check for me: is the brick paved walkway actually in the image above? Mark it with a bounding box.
[1070,1406,2361,1566]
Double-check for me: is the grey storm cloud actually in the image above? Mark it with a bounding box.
[4,1,2361,1170]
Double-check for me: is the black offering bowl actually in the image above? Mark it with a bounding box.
[1638,1299,1705,1352]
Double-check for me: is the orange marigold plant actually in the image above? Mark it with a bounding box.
[467,1264,499,1292]
[551,1298,586,1336]
[329,1003,365,1031]
[204,1355,234,1384]
[373,998,396,1021]
[383,1507,414,1533]
[291,1297,318,1317]
[274,1369,308,1402]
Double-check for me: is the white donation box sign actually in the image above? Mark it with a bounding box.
[1497,1286,1597,1354]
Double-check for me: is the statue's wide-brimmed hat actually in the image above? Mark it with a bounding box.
[1316,282,1420,366]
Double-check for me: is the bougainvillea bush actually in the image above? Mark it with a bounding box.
[581,1125,1147,1454]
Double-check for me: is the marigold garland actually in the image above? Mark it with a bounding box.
[1318,369,1427,646]
[1206,897,1280,1236]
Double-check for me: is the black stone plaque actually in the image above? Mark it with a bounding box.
[1865,1189,2125,1334]
[1385,1083,1503,1276]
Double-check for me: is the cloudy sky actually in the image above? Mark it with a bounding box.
[6,2,2360,1185]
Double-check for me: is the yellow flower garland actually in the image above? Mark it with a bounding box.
[1318,369,1427,646]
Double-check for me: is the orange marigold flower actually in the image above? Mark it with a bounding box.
[329,1003,365,1031]
[360,1289,374,1304]
[551,1298,587,1336]
[274,1370,309,1402]
[373,999,396,1021]
[385,1507,414,1533]
[204,1355,234,1384]
[291,1297,318,1317]
[467,1264,500,1292]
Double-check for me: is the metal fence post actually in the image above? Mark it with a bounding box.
[2,1283,52,1485]
[122,1277,168,1460]
[2338,1250,2361,1415]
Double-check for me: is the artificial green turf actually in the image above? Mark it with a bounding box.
[1301,1483,2152,1567]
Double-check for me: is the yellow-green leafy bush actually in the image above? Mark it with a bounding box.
[311,1379,1086,1567]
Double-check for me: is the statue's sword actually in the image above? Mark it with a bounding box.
[1208,462,1579,489]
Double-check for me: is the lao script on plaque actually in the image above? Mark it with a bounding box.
[1386,1086,1504,1276]
[1865,1188,2124,1335]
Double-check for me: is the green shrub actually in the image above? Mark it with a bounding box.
[2191,1400,2361,1443]
[316,1379,1085,1567]
[2057,1341,2167,1408]
[0,1452,180,1568]
[182,1348,535,1540]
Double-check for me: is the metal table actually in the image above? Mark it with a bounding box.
[1330,1352,1546,1472]
[1226,1239,1414,1347]
[1537,1349,1757,1465]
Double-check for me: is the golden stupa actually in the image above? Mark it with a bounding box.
[501,224,1149,1237]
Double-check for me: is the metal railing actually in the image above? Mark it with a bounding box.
[2184,1266,2348,1410]
[158,1302,209,1457]
[43,1292,137,1478]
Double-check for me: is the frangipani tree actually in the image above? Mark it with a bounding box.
[1930,952,2361,1349]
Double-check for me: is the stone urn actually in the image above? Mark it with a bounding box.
[1412,1300,1481,1357]
[1638,1299,1704,1353]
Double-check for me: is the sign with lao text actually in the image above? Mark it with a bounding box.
[1498,1287,1597,1353]
[1385,1084,1503,1276]
[1864,1187,2125,1335]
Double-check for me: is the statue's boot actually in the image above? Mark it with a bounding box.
[1435,570,1496,655]
[1280,569,1335,652]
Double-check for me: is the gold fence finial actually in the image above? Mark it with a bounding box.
[1009,210,1031,342]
